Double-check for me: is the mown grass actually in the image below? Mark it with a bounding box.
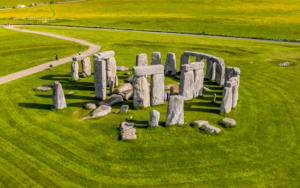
[0,26,300,187]
[1,0,300,41]
[0,26,88,77]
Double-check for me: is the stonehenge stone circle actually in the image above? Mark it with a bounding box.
[136,53,148,66]
[71,60,79,81]
[166,95,184,125]
[132,76,151,108]
[52,81,67,109]
[149,110,160,127]
[132,65,165,107]
[151,52,161,65]
[165,52,177,75]
[179,64,195,100]
[120,105,129,113]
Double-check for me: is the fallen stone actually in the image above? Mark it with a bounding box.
[279,61,291,67]
[85,103,97,110]
[120,105,129,113]
[222,118,236,126]
[37,86,51,91]
[120,121,134,131]
[149,110,160,127]
[166,95,184,125]
[82,105,111,120]
[194,120,209,127]
[125,76,134,83]
[52,81,67,110]
[114,83,132,94]
[120,121,137,140]
[204,87,210,91]
[117,66,129,71]
[201,124,221,133]
[99,94,123,106]
[67,91,74,95]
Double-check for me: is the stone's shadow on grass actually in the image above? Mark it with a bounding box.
[36,95,96,100]
[40,74,70,81]
[128,120,148,129]
[63,85,94,91]
[19,103,52,110]
[185,101,220,113]
[204,86,223,90]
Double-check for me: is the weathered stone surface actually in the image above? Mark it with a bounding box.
[117,66,129,71]
[170,86,174,95]
[193,62,204,97]
[180,54,190,71]
[120,122,136,140]
[133,76,150,108]
[215,61,225,85]
[232,84,239,108]
[73,55,88,61]
[150,73,165,105]
[124,89,133,100]
[151,52,161,65]
[221,86,232,114]
[37,86,51,91]
[184,51,199,56]
[136,53,148,66]
[225,67,241,85]
[179,64,194,100]
[71,60,79,81]
[132,65,164,77]
[52,81,67,109]
[85,103,97,109]
[165,52,177,75]
[194,120,209,127]
[201,124,221,133]
[205,59,214,80]
[97,51,115,60]
[120,105,129,113]
[279,61,291,66]
[99,94,123,106]
[125,76,134,83]
[222,118,236,126]
[88,105,111,118]
[114,83,132,94]
[115,75,118,87]
[94,55,106,100]
[106,57,117,87]
[166,95,184,125]
[81,57,91,77]
[149,110,160,127]
[109,80,114,94]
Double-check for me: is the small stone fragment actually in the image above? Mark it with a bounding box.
[221,118,236,127]
[279,62,291,67]
[67,91,74,95]
[120,105,129,113]
[37,86,51,91]
[85,103,97,110]
[204,87,210,91]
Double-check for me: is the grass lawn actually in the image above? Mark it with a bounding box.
[1,0,300,41]
[0,26,300,187]
[0,26,88,77]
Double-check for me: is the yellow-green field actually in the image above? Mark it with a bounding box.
[1,0,300,40]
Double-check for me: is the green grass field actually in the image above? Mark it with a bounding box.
[0,26,299,187]
[1,0,300,41]
[0,26,88,77]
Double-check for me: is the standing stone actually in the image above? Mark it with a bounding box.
[150,73,165,106]
[192,62,204,97]
[166,95,184,125]
[71,60,79,81]
[165,52,177,75]
[170,86,174,95]
[136,53,148,66]
[179,64,194,100]
[213,93,217,102]
[215,61,225,85]
[180,54,189,72]
[149,110,160,127]
[115,75,118,87]
[52,81,67,109]
[230,77,239,108]
[81,57,91,77]
[151,52,161,65]
[94,54,107,100]
[109,80,114,95]
[106,57,117,87]
[212,62,216,80]
[225,67,241,86]
[133,76,150,108]
[220,86,232,114]
[120,105,129,113]
[205,59,214,80]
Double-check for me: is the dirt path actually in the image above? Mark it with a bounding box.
[0,25,101,85]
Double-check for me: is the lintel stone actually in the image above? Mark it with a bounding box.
[132,65,164,76]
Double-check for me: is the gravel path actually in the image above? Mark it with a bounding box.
[0,25,101,85]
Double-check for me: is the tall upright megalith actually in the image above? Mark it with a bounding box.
[192,62,204,97]
[166,95,184,125]
[215,58,225,85]
[52,81,67,109]
[136,53,148,66]
[180,54,190,72]
[179,64,194,100]
[205,59,214,80]
[71,59,79,81]
[93,54,107,100]
[165,52,177,75]
[81,57,91,77]
[151,52,161,65]
[106,57,117,86]
[132,76,150,108]
[220,86,232,114]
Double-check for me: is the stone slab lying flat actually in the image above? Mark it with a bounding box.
[194,120,209,127]
[201,124,221,133]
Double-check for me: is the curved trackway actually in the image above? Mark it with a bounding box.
[1,24,300,84]
[0,25,101,85]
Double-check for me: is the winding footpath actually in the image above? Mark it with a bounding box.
[0,25,101,85]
